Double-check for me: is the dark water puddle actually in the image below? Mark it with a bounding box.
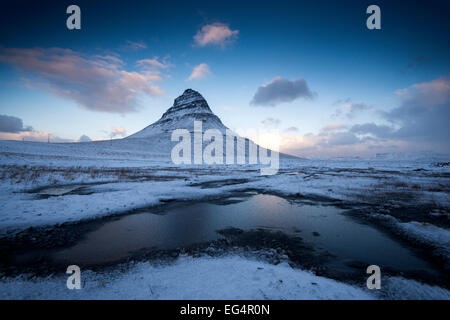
[6,194,443,285]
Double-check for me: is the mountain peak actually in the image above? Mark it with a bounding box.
[162,88,213,120]
[127,89,226,138]
[172,88,207,109]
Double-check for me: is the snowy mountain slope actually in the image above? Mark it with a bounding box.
[128,89,227,138]
[126,88,300,165]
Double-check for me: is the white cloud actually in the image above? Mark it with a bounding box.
[194,23,239,47]
[188,63,211,81]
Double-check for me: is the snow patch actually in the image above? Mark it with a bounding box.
[0,255,374,300]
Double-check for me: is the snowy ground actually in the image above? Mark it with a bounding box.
[1,255,449,300]
[0,139,449,299]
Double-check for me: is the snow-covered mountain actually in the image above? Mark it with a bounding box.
[0,89,295,166]
[126,89,294,166]
[128,89,227,138]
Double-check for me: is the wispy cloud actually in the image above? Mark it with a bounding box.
[332,100,372,119]
[251,77,314,107]
[194,23,239,47]
[0,47,166,113]
[188,63,211,80]
[125,40,147,50]
[261,117,281,128]
[137,56,173,70]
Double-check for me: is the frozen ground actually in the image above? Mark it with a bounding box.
[1,255,449,300]
[1,140,448,233]
[0,139,449,299]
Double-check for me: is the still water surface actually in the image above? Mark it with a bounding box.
[48,194,433,277]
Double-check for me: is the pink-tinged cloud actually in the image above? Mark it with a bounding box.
[280,77,450,157]
[0,130,73,143]
[194,23,239,47]
[396,77,450,107]
[109,126,127,138]
[137,57,172,70]
[0,47,166,113]
[188,63,211,80]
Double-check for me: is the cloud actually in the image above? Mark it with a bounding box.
[284,126,299,133]
[346,77,450,146]
[350,122,394,139]
[0,130,73,143]
[188,63,211,81]
[78,134,92,142]
[274,129,361,158]
[320,131,359,146]
[250,77,314,107]
[125,40,147,50]
[280,130,405,158]
[320,122,346,132]
[137,57,172,70]
[332,97,351,106]
[194,23,239,47]
[386,77,450,143]
[319,76,450,151]
[0,114,74,142]
[109,126,127,138]
[0,114,32,133]
[261,118,281,128]
[332,100,371,119]
[0,47,166,113]
[278,77,450,158]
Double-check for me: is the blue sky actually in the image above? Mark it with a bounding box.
[0,0,449,156]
